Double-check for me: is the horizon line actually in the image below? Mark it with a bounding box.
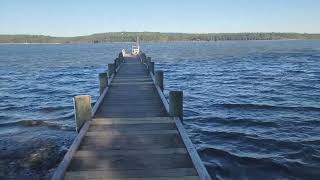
[1,31,320,38]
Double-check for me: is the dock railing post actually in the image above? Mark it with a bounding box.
[114,62,117,74]
[99,73,108,95]
[119,51,125,63]
[114,58,118,68]
[155,70,164,91]
[149,62,155,74]
[169,91,183,121]
[146,57,151,66]
[108,63,115,77]
[119,52,123,61]
[118,58,122,67]
[140,53,146,63]
[73,95,92,133]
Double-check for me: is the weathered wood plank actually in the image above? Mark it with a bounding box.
[68,154,194,171]
[95,112,168,117]
[91,117,174,125]
[80,134,184,150]
[64,168,197,179]
[113,78,151,82]
[75,148,187,157]
[65,176,200,180]
[99,103,164,107]
[86,130,178,136]
[111,82,154,85]
[88,123,176,131]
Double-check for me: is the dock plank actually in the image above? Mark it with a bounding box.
[91,117,174,125]
[86,129,178,136]
[68,154,194,171]
[80,134,185,150]
[88,123,176,131]
[75,148,188,157]
[65,168,198,179]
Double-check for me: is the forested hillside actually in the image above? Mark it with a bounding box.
[1,32,319,43]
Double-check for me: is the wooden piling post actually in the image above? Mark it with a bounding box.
[119,52,123,61]
[116,58,119,67]
[149,62,155,74]
[114,62,117,74]
[146,57,151,66]
[115,58,121,69]
[108,63,115,77]
[155,70,164,91]
[114,59,118,68]
[73,95,92,133]
[169,91,183,121]
[118,52,124,63]
[99,73,108,95]
[140,53,146,63]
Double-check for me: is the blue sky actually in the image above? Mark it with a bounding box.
[0,0,319,36]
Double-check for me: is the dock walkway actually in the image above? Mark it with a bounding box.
[52,53,211,180]
[95,56,167,118]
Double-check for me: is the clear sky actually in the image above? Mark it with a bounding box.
[0,0,319,36]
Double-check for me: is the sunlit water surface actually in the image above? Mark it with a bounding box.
[0,41,319,179]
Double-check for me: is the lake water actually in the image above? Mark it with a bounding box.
[0,41,320,179]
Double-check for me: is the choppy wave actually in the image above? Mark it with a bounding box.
[190,116,279,128]
[0,119,74,131]
[199,146,320,179]
[201,129,319,149]
[215,103,320,111]
[39,105,73,113]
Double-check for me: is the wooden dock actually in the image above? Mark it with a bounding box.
[52,49,211,180]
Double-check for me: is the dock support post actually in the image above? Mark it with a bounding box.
[99,73,108,94]
[155,70,164,91]
[149,62,155,74]
[119,51,125,63]
[119,52,123,61]
[169,91,183,121]
[114,58,118,68]
[73,95,92,133]
[140,53,146,63]
[108,63,115,77]
[146,57,151,66]
[117,58,120,67]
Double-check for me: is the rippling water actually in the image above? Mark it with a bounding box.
[0,41,320,179]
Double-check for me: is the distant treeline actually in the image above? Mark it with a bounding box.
[1,32,320,43]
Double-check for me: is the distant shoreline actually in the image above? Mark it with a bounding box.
[0,39,318,45]
[0,43,62,45]
[1,32,320,44]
